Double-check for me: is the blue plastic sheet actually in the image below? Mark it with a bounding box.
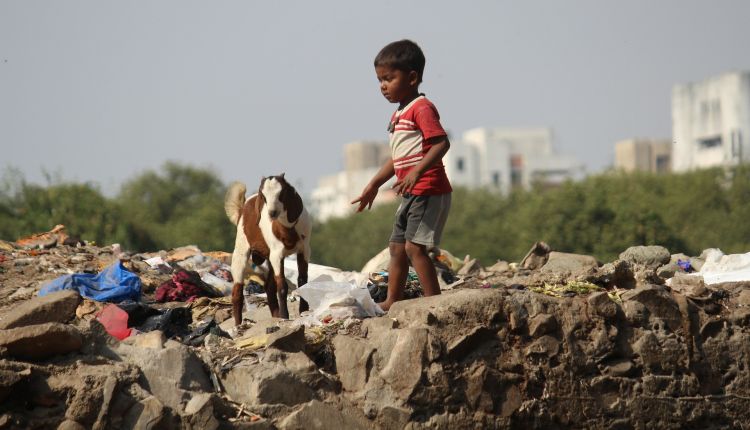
[39,261,141,302]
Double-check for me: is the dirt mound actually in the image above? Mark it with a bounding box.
[1,241,749,429]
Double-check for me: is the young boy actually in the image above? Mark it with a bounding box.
[351,39,452,311]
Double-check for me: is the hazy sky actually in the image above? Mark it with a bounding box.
[1,1,748,197]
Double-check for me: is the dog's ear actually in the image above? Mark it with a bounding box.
[284,187,303,224]
[254,194,265,225]
[279,172,285,179]
[255,177,266,225]
[257,176,267,197]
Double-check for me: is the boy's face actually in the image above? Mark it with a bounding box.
[375,65,419,105]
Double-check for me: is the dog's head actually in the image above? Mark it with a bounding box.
[255,173,303,225]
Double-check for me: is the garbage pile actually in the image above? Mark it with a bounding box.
[2,227,750,428]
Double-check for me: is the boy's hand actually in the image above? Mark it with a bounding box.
[351,184,379,212]
[392,170,420,195]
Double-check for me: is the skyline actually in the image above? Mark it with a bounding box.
[2,1,749,197]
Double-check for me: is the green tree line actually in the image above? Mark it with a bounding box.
[3,163,750,271]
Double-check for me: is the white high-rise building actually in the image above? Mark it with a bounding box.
[444,127,584,194]
[311,129,584,221]
[672,71,750,171]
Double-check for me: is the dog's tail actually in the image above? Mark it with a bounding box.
[224,181,247,225]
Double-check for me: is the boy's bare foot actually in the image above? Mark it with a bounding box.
[377,300,394,312]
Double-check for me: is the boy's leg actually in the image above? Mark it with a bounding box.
[402,193,450,298]
[405,241,441,297]
[380,241,408,311]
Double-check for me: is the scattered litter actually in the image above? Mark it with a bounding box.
[432,248,463,273]
[295,280,384,324]
[184,317,231,347]
[144,256,172,272]
[38,261,142,303]
[142,248,237,298]
[155,269,222,303]
[608,287,624,303]
[694,249,750,285]
[138,307,193,340]
[211,267,232,282]
[117,300,162,326]
[96,304,132,340]
[367,271,423,303]
[203,251,232,265]
[236,334,270,350]
[0,239,17,251]
[530,281,602,297]
[677,259,694,273]
[201,272,234,296]
[443,278,465,290]
[165,245,202,262]
[245,280,264,295]
[190,296,233,322]
[220,398,262,422]
[305,326,326,348]
[15,224,69,249]
[13,258,34,267]
[285,258,370,287]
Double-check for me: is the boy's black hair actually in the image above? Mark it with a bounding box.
[374,39,426,84]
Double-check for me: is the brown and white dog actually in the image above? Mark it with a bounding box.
[224,174,311,324]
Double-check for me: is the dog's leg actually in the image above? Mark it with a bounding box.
[265,267,280,318]
[297,251,309,313]
[276,257,290,319]
[230,229,251,326]
[231,283,244,326]
[266,250,289,319]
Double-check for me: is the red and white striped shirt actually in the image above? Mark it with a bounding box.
[388,95,452,195]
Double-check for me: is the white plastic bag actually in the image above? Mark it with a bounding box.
[200,272,233,296]
[698,249,750,284]
[283,257,369,287]
[295,281,384,322]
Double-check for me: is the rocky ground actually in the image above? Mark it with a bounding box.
[1,237,749,429]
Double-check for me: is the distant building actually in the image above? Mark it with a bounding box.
[312,128,584,220]
[310,141,397,221]
[614,138,672,173]
[672,71,750,171]
[444,127,584,194]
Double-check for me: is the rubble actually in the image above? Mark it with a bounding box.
[619,245,671,269]
[538,251,599,274]
[0,290,80,329]
[0,322,83,360]
[2,234,750,428]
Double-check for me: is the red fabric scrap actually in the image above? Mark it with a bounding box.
[155,269,211,303]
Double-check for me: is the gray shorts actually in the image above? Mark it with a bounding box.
[389,193,451,247]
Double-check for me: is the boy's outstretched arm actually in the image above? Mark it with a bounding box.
[392,137,450,195]
[351,158,396,212]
